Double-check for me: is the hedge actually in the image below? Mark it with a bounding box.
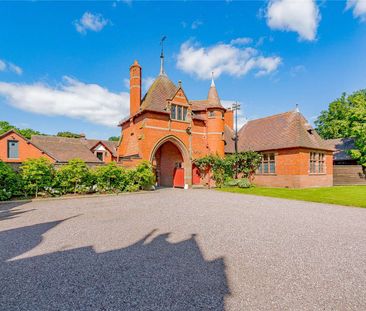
[0,158,156,201]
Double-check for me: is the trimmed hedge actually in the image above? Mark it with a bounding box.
[0,159,156,201]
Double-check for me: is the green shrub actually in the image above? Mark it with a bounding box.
[0,161,22,201]
[131,161,156,190]
[55,159,93,194]
[238,178,251,188]
[224,179,240,187]
[94,162,128,193]
[20,158,55,197]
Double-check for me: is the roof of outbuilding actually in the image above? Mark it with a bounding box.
[235,110,333,152]
[326,138,355,161]
[224,125,235,153]
[30,136,103,163]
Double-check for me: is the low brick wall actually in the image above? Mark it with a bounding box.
[333,165,366,186]
[253,174,333,188]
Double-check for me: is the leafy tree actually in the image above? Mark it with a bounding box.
[0,121,43,139]
[0,161,22,201]
[108,136,120,142]
[55,159,92,194]
[315,89,366,167]
[20,158,54,197]
[56,131,84,138]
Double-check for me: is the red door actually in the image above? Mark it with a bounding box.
[192,165,201,185]
[173,168,185,188]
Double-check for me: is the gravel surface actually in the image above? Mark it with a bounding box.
[0,189,366,310]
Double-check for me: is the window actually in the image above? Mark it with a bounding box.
[310,152,325,174]
[257,153,275,174]
[170,104,188,121]
[208,111,215,118]
[7,140,19,159]
[96,152,104,161]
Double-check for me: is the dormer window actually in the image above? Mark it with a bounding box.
[171,104,188,121]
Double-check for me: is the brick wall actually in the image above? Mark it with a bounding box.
[0,131,54,163]
[253,148,333,188]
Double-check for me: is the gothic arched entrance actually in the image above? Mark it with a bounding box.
[150,136,191,188]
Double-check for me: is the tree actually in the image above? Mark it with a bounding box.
[0,121,43,139]
[20,158,55,197]
[315,89,366,167]
[108,136,120,142]
[57,131,84,138]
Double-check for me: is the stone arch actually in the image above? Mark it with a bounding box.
[150,135,192,187]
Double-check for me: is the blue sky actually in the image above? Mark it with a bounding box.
[0,0,365,139]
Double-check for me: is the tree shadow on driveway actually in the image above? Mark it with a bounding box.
[0,220,229,311]
[0,201,33,221]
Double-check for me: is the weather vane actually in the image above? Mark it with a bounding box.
[160,36,167,76]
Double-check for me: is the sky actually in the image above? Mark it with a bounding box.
[0,0,366,139]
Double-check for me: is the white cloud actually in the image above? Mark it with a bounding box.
[347,0,366,21]
[0,60,6,72]
[176,40,282,80]
[290,64,306,77]
[230,37,253,45]
[123,76,155,92]
[191,20,203,29]
[221,100,247,130]
[0,76,129,127]
[266,0,320,41]
[142,76,155,92]
[8,63,23,75]
[0,59,23,75]
[74,12,110,34]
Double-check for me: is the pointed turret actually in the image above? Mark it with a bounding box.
[207,72,220,105]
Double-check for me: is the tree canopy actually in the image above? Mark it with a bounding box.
[108,136,120,142]
[0,121,43,139]
[315,89,366,167]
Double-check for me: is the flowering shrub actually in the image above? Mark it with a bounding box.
[0,161,22,201]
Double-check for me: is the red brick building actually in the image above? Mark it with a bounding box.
[0,130,117,166]
[118,57,334,188]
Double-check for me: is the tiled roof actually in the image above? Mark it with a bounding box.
[190,100,225,111]
[224,125,235,153]
[326,138,355,161]
[83,139,118,157]
[30,136,102,163]
[235,111,333,152]
[140,75,178,113]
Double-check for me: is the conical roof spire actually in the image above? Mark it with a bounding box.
[211,71,215,87]
[207,72,220,105]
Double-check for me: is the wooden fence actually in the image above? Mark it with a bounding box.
[333,165,366,186]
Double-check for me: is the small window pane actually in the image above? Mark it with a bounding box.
[183,107,188,120]
[7,140,19,159]
[270,161,275,173]
[177,106,182,120]
[171,105,176,119]
[264,162,268,173]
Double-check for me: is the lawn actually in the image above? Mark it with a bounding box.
[218,186,366,208]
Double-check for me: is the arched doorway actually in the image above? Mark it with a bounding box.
[150,136,191,188]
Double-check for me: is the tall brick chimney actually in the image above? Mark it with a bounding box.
[130,60,141,116]
[224,108,234,130]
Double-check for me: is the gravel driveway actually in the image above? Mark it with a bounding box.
[1,189,366,310]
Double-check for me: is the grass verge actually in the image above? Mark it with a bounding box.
[217,186,366,208]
